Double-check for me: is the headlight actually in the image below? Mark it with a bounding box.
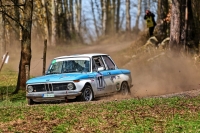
[67,83,74,90]
[27,86,33,93]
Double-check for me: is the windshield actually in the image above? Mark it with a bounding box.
[46,58,90,74]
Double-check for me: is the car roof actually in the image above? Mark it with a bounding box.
[54,53,108,59]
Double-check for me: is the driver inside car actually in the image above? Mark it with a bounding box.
[63,60,84,72]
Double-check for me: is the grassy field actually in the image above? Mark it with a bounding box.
[0,95,199,133]
[0,72,200,133]
[1,36,200,132]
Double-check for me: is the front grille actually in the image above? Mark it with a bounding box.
[31,83,70,92]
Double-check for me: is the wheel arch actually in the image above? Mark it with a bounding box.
[83,82,96,97]
[120,81,131,93]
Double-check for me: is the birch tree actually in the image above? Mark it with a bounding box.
[135,0,142,30]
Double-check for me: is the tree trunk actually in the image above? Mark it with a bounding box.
[75,0,81,34]
[191,0,200,54]
[70,0,75,32]
[57,0,63,39]
[102,0,107,35]
[111,0,115,33]
[91,0,99,37]
[42,39,47,75]
[0,13,6,58]
[51,0,57,46]
[135,0,142,30]
[156,0,169,41]
[41,0,49,42]
[116,0,120,32]
[74,0,82,42]
[13,0,20,40]
[183,0,188,50]
[126,0,131,32]
[63,0,72,40]
[15,0,33,93]
[169,0,181,49]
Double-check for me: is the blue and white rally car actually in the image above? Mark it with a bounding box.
[26,53,132,105]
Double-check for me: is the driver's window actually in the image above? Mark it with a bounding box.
[102,55,115,70]
[92,56,105,71]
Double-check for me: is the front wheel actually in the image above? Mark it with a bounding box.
[79,85,94,101]
[119,82,130,96]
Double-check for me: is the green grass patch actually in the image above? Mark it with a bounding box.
[0,96,199,132]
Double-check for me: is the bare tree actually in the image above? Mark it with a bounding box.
[126,0,131,32]
[135,0,142,30]
[102,0,107,35]
[116,0,120,32]
[111,0,115,33]
[91,0,99,37]
[15,0,33,92]
[75,0,81,34]
[0,12,6,58]
[51,0,57,46]
[70,0,75,32]
[63,0,72,40]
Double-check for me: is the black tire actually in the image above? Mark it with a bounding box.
[119,82,130,95]
[79,85,94,101]
[27,99,34,105]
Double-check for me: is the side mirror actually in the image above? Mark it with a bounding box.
[97,67,104,71]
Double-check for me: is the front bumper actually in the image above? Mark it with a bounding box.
[26,91,82,102]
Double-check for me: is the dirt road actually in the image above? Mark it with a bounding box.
[7,36,200,99]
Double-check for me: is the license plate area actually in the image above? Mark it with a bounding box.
[42,93,55,98]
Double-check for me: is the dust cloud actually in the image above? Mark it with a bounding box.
[126,51,200,98]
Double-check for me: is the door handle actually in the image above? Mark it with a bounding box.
[107,72,111,75]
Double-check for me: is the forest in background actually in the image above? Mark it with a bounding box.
[0,0,200,93]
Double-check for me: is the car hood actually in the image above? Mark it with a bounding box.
[26,73,94,84]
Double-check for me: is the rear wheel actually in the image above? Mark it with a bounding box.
[79,85,94,101]
[27,99,34,105]
[120,82,130,95]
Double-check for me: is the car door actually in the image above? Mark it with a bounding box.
[92,56,113,95]
[101,55,122,92]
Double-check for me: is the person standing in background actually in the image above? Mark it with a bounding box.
[144,10,157,37]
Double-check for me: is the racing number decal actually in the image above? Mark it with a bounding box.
[96,73,104,89]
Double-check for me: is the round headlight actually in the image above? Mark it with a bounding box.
[67,83,74,90]
[27,86,33,93]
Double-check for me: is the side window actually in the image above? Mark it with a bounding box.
[92,56,105,71]
[102,55,115,70]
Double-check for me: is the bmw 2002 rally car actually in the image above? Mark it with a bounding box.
[26,53,132,105]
